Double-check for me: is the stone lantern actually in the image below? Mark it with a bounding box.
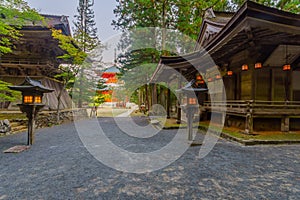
[177,80,208,141]
[9,77,54,145]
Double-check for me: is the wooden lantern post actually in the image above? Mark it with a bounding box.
[9,77,54,145]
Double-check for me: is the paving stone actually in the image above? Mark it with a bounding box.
[0,117,299,199]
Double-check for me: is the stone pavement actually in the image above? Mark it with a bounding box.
[116,105,139,117]
[0,117,299,199]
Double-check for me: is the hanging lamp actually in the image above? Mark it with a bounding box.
[254,62,262,69]
[283,45,291,71]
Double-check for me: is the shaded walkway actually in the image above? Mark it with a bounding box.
[0,117,299,199]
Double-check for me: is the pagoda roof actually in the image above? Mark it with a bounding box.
[104,65,120,73]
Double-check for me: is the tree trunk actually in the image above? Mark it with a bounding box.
[78,69,84,108]
[167,88,171,118]
[145,84,149,112]
[56,83,66,124]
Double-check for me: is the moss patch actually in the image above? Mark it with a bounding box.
[97,108,130,117]
[0,113,26,120]
[159,118,300,142]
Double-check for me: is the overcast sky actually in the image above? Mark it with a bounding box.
[26,0,120,41]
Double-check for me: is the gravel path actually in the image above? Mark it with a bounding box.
[0,117,299,199]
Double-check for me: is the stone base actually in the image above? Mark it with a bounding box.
[3,145,30,153]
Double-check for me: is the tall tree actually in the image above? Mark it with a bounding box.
[0,0,42,55]
[73,0,101,107]
[51,29,87,123]
[112,0,231,108]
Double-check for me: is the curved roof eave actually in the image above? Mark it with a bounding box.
[205,1,300,54]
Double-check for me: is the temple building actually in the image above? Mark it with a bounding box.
[151,1,300,133]
[0,14,72,110]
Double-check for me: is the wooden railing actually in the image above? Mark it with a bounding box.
[203,100,300,116]
[0,59,54,67]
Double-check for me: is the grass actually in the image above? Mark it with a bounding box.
[129,110,148,117]
[159,118,300,142]
[97,107,130,117]
[0,113,26,120]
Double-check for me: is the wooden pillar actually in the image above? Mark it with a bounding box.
[176,74,183,124]
[286,70,292,101]
[145,84,149,111]
[167,88,171,119]
[271,68,275,101]
[251,64,256,100]
[269,68,272,101]
[26,105,37,145]
[236,72,241,100]
[151,83,157,105]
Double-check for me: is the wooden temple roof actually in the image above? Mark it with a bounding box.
[151,0,300,82]
[22,14,71,36]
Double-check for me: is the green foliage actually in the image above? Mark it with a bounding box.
[87,78,108,107]
[113,0,233,74]
[73,0,100,53]
[96,77,107,90]
[113,0,232,40]
[232,0,299,13]
[73,0,101,107]
[130,90,139,104]
[52,29,87,65]
[0,80,21,104]
[88,93,107,107]
[52,28,87,93]
[0,0,42,55]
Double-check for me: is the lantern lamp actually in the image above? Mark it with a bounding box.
[188,97,197,105]
[283,64,291,71]
[23,95,33,104]
[196,74,202,80]
[227,70,233,76]
[283,45,291,71]
[242,64,248,71]
[255,62,262,69]
[35,96,42,103]
[196,74,203,85]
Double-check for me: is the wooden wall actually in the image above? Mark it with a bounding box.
[292,71,300,101]
[255,68,271,101]
[229,67,298,101]
[240,71,252,100]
